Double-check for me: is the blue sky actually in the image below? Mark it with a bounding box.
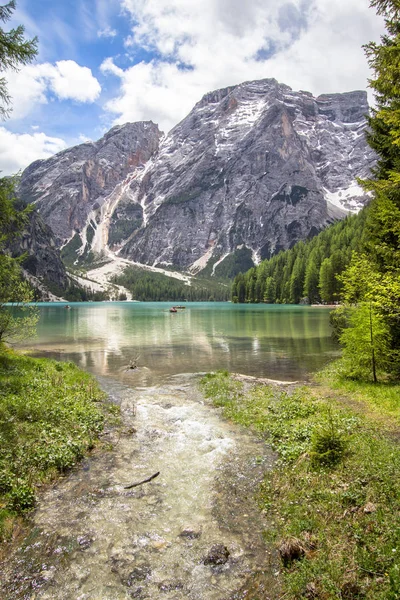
[0,0,385,175]
[7,0,133,139]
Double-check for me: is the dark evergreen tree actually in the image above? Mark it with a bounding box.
[0,3,38,342]
[303,256,320,304]
[0,179,38,343]
[0,1,38,118]
[264,276,276,303]
[289,253,306,304]
[335,0,400,379]
[236,273,246,303]
[319,258,335,303]
[360,0,400,270]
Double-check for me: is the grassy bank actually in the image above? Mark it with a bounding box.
[200,368,400,599]
[0,350,119,542]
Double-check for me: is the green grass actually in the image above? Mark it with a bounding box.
[317,360,400,426]
[0,350,119,542]
[200,370,400,599]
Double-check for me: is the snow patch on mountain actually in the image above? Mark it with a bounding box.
[324,182,369,212]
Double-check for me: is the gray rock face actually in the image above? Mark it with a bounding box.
[18,122,162,247]
[121,80,375,270]
[9,210,68,289]
[19,79,375,273]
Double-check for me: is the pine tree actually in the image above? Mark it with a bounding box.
[319,258,335,303]
[337,253,400,377]
[340,302,390,382]
[246,267,257,303]
[337,0,400,378]
[0,2,38,342]
[237,273,246,303]
[231,276,239,303]
[289,254,306,303]
[0,179,37,344]
[264,276,276,303]
[0,1,38,118]
[360,0,400,269]
[303,257,320,304]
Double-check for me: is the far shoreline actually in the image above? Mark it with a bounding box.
[310,303,340,308]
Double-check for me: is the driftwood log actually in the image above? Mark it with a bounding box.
[124,472,160,489]
[125,355,141,371]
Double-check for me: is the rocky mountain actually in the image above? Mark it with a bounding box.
[18,121,162,257]
[19,78,376,276]
[8,209,69,299]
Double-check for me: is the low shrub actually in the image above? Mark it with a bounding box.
[310,412,347,467]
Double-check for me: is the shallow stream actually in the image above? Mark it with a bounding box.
[1,375,279,599]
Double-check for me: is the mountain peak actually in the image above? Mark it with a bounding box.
[316,90,369,123]
[18,77,376,277]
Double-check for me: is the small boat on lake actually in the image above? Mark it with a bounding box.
[169,307,177,313]
[173,305,186,309]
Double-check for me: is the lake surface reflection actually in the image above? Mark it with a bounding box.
[19,302,339,385]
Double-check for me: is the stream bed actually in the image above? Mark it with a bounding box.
[0,374,280,599]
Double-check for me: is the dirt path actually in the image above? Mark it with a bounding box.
[0,376,279,599]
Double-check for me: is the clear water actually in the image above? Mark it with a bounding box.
[19,301,338,384]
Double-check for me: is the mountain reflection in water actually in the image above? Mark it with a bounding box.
[16,302,338,385]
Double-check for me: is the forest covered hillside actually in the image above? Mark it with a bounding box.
[231,208,367,304]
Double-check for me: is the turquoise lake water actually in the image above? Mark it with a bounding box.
[17,302,339,385]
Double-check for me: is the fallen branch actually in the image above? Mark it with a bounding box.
[125,355,141,371]
[124,471,160,489]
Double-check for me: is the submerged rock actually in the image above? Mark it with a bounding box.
[125,565,152,585]
[157,580,184,592]
[178,528,202,539]
[203,544,230,565]
[77,535,93,550]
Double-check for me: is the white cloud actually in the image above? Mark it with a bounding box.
[6,67,48,120]
[78,133,93,143]
[264,0,384,104]
[46,60,102,102]
[98,26,117,38]
[101,0,385,132]
[6,60,101,120]
[101,59,204,132]
[79,0,121,41]
[0,127,67,176]
[96,0,121,30]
